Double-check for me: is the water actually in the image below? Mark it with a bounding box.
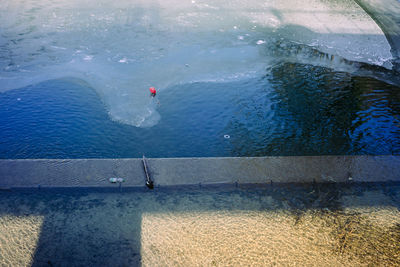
[0,0,399,158]
[0,183,399,266]
[1,66,399,158]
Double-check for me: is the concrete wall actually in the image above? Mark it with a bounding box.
[0,156,399,188]
[356,0,400,69]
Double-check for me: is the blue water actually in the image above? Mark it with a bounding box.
[1,63,399,158]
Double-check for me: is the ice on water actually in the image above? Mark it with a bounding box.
[0,0,392,127]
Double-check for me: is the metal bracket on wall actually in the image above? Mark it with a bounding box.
[142,155,154,189]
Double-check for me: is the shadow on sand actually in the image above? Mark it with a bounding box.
[0,182,399,266]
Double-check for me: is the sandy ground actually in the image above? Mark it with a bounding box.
[0,183,399,266]
[0,215,43,266]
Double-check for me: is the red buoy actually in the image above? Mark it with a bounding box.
[149,87,157,96]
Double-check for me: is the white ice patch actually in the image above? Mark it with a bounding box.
[83,55,94,61]
[0,0,393,127]
[118,58,128,63]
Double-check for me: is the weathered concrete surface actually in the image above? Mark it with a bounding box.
[0,156,399,188]
[355,0,400,69]
[0,159,144,188]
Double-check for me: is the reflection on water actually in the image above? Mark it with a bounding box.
[1,62,399,158]
[0,0,393,127]
[0,183,399,266]
[227,63,400,156]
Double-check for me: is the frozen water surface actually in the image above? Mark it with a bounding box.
[0,0,393,127]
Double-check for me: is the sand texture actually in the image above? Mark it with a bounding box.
[0,183,399,266]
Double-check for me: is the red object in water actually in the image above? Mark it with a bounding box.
[149,87,157,95]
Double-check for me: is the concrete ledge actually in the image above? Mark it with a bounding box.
[0,156,399,188]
